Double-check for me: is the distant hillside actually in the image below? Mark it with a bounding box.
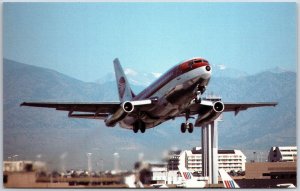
[3,58,296,170]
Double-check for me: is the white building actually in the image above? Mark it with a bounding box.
[218,149,246,172]
[268,146,297,162]
[182,147,246,173]
[149,147,246,184]
[3,161,47,172]
[148,162,183,185]
[150,163,167,184]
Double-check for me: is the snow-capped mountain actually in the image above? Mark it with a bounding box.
[265,66,294,74]
[211,64,249,78]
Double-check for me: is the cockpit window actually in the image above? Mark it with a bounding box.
[194,60,203,63]
[194,59,208,63]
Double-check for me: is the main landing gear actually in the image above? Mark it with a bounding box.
[133,120,146,133]
[181,122,194,133]
[181,110,194,133]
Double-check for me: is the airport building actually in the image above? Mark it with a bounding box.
[150,163,167,184]
[146,162,182,185]
[3,161,47,172]
[181,147,246,174]
[245,161,296,179]
[148,147,246,185]
[268,146,297,162]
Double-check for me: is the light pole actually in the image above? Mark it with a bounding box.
[100,159,104,173]
[87,153,92,175]
[60,153,67,173]
[113,153,120,174]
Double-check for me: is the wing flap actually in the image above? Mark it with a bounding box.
[68,113,109,120]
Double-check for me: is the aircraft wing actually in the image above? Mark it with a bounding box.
[20,101,121,119]
[189,101,278,116]
[20,99,156,120]
[187,101,277,127]
[222,102,278,115]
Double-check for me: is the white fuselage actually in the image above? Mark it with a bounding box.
[119,62,211,129]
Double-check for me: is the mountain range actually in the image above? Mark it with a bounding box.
[3,58,296,170]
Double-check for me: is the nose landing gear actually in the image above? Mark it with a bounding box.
[195,85,206,104]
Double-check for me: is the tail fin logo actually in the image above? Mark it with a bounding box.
[183,172,192,180]
[224,180,236,188]
[118,77,126,99]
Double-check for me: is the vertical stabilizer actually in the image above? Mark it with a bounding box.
[113,58,135,102]
[219,169,240,188]
[178,165,206,188]
[178,165,194,180]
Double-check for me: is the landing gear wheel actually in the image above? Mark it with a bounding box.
[133,124,139,133]
[140,121,146,133]
[181,123,187,133]
[188,123,194,133]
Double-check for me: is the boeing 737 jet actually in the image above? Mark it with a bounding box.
[21,58,277,133]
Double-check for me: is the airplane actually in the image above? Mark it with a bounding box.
[21,57,277,133]
[219,169,240,188]
[150,183,168,188]
[276,183,296,188]
[177,165,206,188]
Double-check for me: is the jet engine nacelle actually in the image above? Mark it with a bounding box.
[122,101,134,113]
[105,99,153,127]
[213,101,224,112]
[105,101,134,127]
[196,101,224,126]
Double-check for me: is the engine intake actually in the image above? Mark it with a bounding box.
[122,101,134,113]
[213,101,224,112]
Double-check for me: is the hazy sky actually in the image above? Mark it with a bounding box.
[4,2,297,82]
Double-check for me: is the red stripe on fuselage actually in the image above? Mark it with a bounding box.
[179,58,209,73]
[134,58,209,100]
